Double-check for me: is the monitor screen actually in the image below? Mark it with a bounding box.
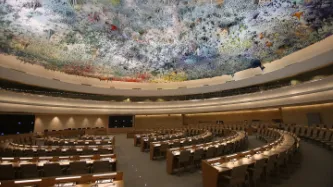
[108,115,133,128]
[0,114,35,135]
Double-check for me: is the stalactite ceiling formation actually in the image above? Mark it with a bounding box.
[0,0,332,82]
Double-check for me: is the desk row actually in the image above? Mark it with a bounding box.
[0,171,124,187]
[202,129,299,187]
[0,158,117,180]
[0,147,113,157]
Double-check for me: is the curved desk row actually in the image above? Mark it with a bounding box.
[41,137,114,146]
[128,128,183,139]
[1,144,113,157]
[150,130,214,160]
[201,129,299,187]
[139,132,187,152]
[166,131,247,174]
[133,128,186,147]
[0,171,123,187]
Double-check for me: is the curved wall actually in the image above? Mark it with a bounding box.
[1,75,333,115]
[1,36,333,96]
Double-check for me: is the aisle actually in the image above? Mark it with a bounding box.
[114,134,202,187]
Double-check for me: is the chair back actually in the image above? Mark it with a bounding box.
[215,146,224,156]
[193,149,204,161]
[92,160,110,173]
[318,129,325,139]
[324,131,332,141]
[21,164,39,178]
[69,161,88,175]
[278,151,287,165]
[44,163,62,177]
[172,141,180,148]
[206,147,216,159]
[1,149,13,157]
[294,126,299,134]
[0,164,15,180]
[160,143,169,152]
[266,155,277,172]
[299,127,306,135]
[230,165,248,184]
[305,127,312,136]
[52,149,63,156]
[179,150,191,163]
[252,158,266,179]
[98,149,111,154]
[311,128,319,138]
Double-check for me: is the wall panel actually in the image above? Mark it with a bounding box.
[184,109,281,125]
[134,114,183,129]
[34,115,108,132]
[281,103,333,125]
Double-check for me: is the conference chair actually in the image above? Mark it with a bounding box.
[91,160,111,173]
[68,161,89,175]
[321,130,332,145]
[192,149,204,169]
[256,129,263,139]
[24,149,36,157]
[310,128,319,140]
[176,150,191,175]
[63,148,76,156]
[158,143,169,158]
[0,164,16,180]
[314,129,326,143]
[97,149,111,154]
[0,148,14,157]
[20,164,40,179]
[263,155,278,184]
[191,139,198,145]
[205,146,216,159]
[248,159,266,187]
[304,127,314,139]
[299,126,307,137]
[43,163,63,177]
[218,164,249,187]
[82,149,94,155]
[36,149,47,156]
[182,140,190,146]
[276,152,290,179]
[294,126,300,135]
[14,149,26,157]
[224,143,233,155]
[172,141,180,148]
[215,145,224,157]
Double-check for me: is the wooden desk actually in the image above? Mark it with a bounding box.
[201,129,298,187]
[150,131,213,160]
[166,131,246,174]
[4,143,114,156]
[77,181,124,187]
[0,154,118,171]
[0,172,124,187]
[0,153,117,164]
[139,132,185,152]
[43,137,114,146]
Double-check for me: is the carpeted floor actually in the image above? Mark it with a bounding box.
[113,134,333,187]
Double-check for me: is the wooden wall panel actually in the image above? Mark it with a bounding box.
[184,109,281,125]
[134,114,183,129]
[281,103,333,125]
[34,114,108,132]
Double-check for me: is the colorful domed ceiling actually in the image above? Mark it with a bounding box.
[0,0,332,83]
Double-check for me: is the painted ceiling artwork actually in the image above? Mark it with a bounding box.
[0,0,332,82]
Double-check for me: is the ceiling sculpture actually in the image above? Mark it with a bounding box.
[0,0,332,83]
